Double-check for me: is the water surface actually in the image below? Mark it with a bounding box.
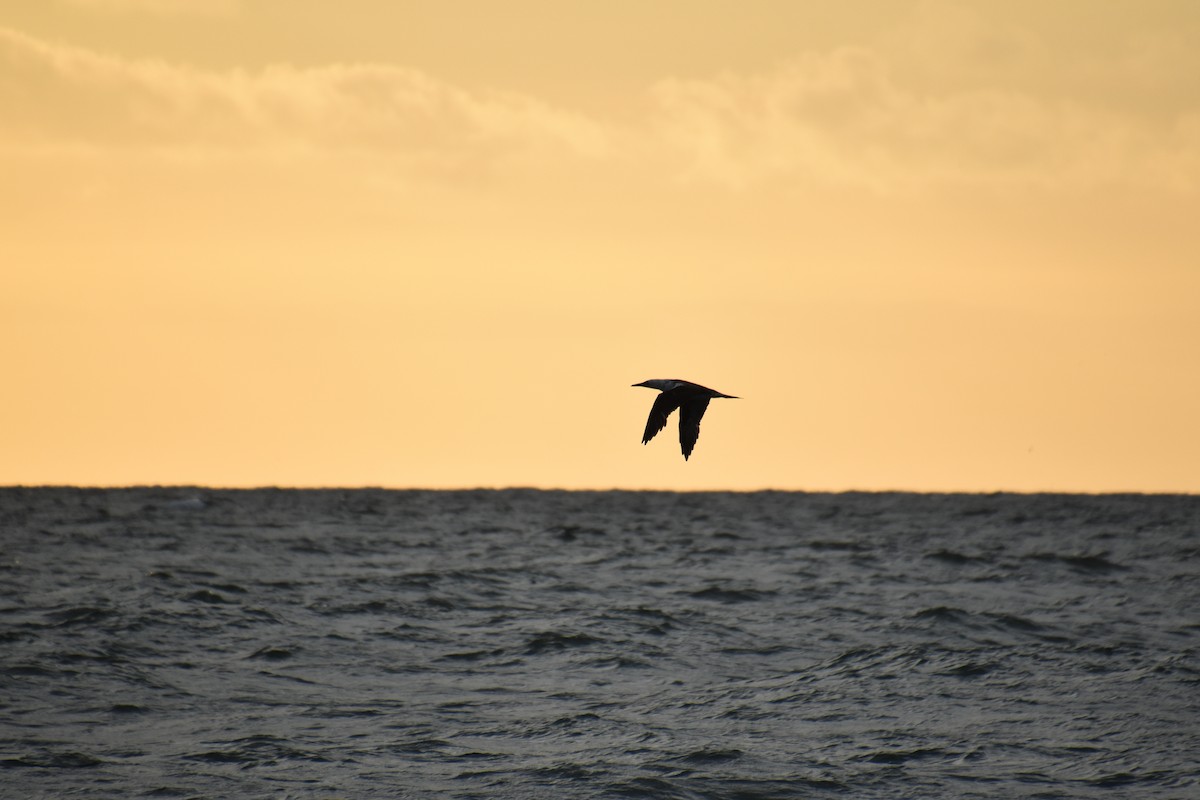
[1,488,1197,798]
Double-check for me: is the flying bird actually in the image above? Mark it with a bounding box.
[632,379,738,460]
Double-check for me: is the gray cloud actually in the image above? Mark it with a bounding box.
[0,27,611,166]
[648,4,1200,193]
[4,17,1197,194]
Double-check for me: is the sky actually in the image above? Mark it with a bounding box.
[2,0,1198,492]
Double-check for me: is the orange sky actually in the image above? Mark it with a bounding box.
[2,1,1198,492]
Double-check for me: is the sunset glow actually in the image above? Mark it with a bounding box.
[3,1,1198,491]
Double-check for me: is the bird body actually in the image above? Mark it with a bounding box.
[632,379,738,460]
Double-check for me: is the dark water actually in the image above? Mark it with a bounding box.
[1,488,1197,799]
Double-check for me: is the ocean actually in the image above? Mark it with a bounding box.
[1,488,1196,799]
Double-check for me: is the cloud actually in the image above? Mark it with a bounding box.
[4,10,1198,194]
[648,3,1200,194]
[650,48,1200,193]
[0,27,611,168]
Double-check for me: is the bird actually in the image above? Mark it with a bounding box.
[632,379,738,460]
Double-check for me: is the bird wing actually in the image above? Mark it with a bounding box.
[642,390,682,445]
[678,397,712,460]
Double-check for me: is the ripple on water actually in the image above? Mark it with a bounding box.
[0,488,1196,799]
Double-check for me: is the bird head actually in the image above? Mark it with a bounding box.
[632,379,677,391]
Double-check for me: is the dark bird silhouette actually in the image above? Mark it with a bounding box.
[632,379,738,460]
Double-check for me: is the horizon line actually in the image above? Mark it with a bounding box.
[1,483,1196,497]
